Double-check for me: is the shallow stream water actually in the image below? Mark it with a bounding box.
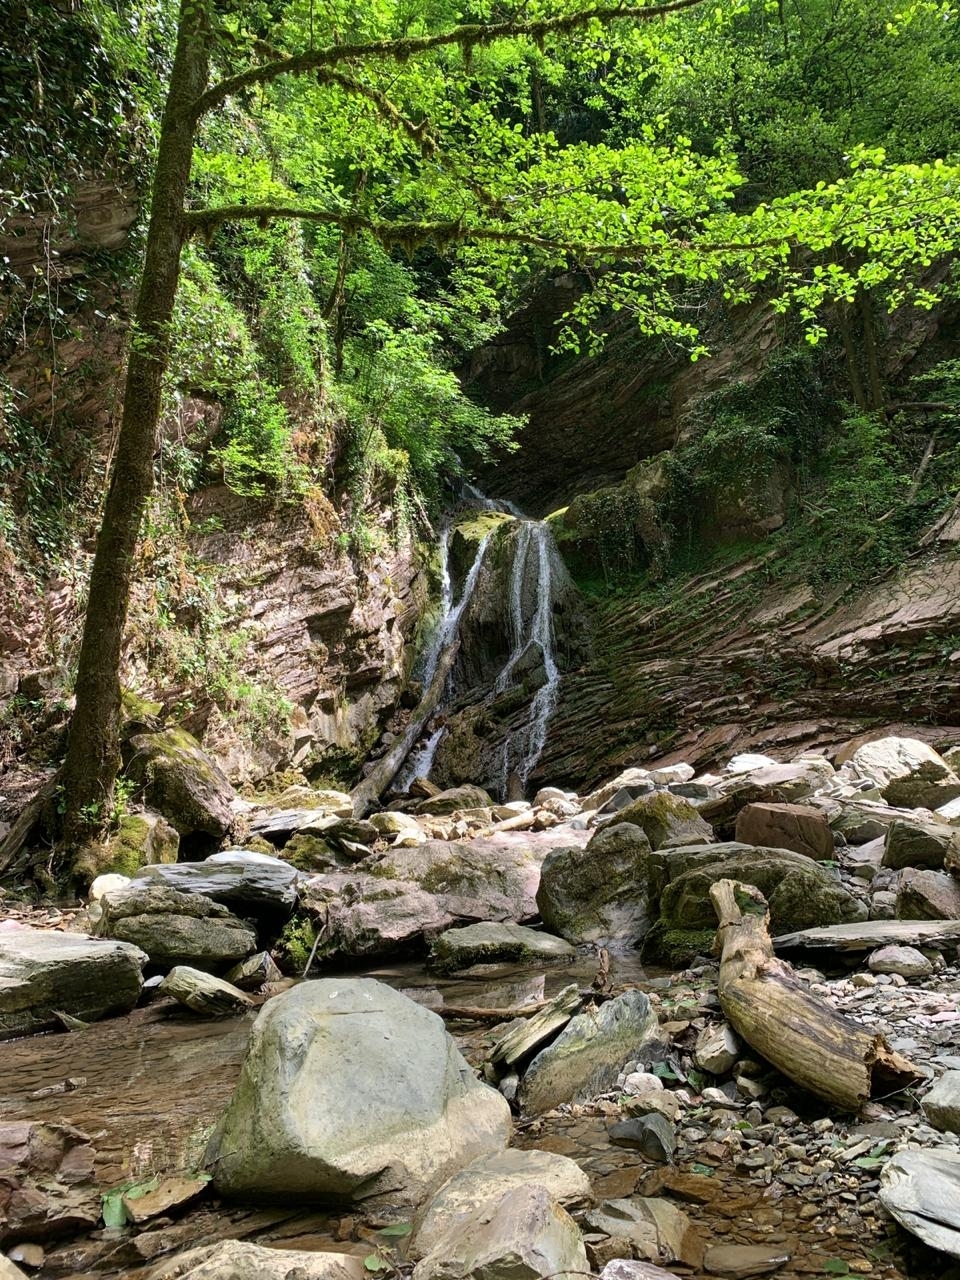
[0,952,942,1280]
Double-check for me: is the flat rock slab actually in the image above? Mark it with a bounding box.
[0,926,146,1040]
[703,1243,791,1276]
[145,1241,367,1279]
[430,923,575,973]
[131,852,298,917]
[600,1263,682,1280]
[95,885,257,969]
[773,919,960,952]
[880,1147,960,1258]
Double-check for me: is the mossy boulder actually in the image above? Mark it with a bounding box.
[640,922,718,968]
[416,785,494,816]
[282,834,341,872]
[429,923,575,973]
[125,728,235,839]
[75,811,180,882]
[537,823,653,945]
[614,791,714,851]
[95,884,257,970]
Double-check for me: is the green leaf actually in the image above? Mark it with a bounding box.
[853,1157,885,1170]
[364,1256,388,1273]
[690,1163,716,1176]
[101,1190,129,1228]
[377,1223,413,1238]
[823,1261,850,1276]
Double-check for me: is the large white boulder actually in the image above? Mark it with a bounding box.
[207,978,511,1202]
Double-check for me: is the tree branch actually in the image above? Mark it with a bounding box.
[188,0,709,120]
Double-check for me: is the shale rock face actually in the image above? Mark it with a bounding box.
[0,927,146,1040]
[208,979,511,1202]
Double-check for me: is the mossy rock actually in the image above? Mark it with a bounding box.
[242,836,278,856]
[282,834,339,872]
[125,729,234,838]
[429,923,575,974]
[615,791,714,851]
[74,812,180,883]
[276,914,318,975]
[640,921,717,968]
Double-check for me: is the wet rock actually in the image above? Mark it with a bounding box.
[867,945,934,978]
[416,785,494,816]
[519,989,659,1115]
[923,1071,960,1133]
[585,1197,691,1263]
[430,923,574,973]
[702,1243,790,1276]
[125,728,234,840]
[608,1115,676,1162]
[882,816,960,870]
[0,926,146,1040]
[158,966,254,1015]
[0,1122,99,1244]
[734,803,834,861]
[300,872,454,961]
[897,868,960,919]
[411,1148,590,1260]
[613,792,714,851]
[144,1241,366,1280]
[411,1184,587,1280]
[94,885,257,970]
[694,1022,741,1075]
[130,851,298,927]
[224,950,282,990]
[208,978,510,1202]
[537,824,653,945]
[880,1147,960,1258]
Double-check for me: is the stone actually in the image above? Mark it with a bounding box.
[734,803,834,861]
[300,872,454,962]
[702,1244,791,1276]
[586,1197,691,1263]
[207,979,511,1202]
[849,736,960,810]
[622,1071,664,1095]
[923,1071,960,1133]
[144,1241,366,1280]
[536,824,653,945]
[89,873,131,901]
[0,1259,29,1279]
[867,944,934,978]
[608,1116,676,1162]
[224,951,282,990]
[369,811,424,842]
[158,966,254,1015]
[648,763,695,785]
[130,852,298,925]
[365,839,543,921]
[896,868,960,920]
[125,728,235,839]
[726,754,779,773]
[411,1184,587,1280]
[519,989,660,1115]
[882,817,960,870]
[430,923,575,973]
[0,1121,99,1243]
[95,886,257,970]
[600,1262,683,1280]
[774,918,960,953]
[613,792,714,851]
[270,785,355,816]
[880,1147,960,1259]
[411,1148,590,1260]
[584,768,653,813]
[93,812,180,878]
[830,800,906,845]
[0,926,145,1040]
[624,1091,681,1122]
[416,785,494,816]
[122,1176,209,1225]
[843,836,885,880]
[694,1022,740,1076]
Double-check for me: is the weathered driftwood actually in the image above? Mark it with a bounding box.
[710,879,920,1111]
[490,982,582,1069]
[479,811,538,836]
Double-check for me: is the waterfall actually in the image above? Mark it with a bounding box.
[395,725,445,794]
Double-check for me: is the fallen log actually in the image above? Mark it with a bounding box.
[709,878,921,1112]
[478,811,539,836]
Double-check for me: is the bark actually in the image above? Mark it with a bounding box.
[59,0,210,852]
[709,878,920,1112]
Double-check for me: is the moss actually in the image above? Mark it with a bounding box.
[276,914,317,974]
[282,834,337,871]
[242,835,278,856]
[641,920,717,968]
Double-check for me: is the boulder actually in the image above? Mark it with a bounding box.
[145,1242,366,1280]
[94,885,257,970]
[655,845,865,936]
[430,924,575,973]
[608,1115,676,1162]
[0,926,146,1040]
[270,785,355,816]
[130,852,298,927]
[850,736,960,809]
[734,803,834,861]
[365,840,543,921]
[411,1184,587,1280]
[369,811,425,843]
[93,812,180,877]
[867,945,933,979]
[584,768,653,813]
[882,817,960,870]
[300,872,454,961]
[702,759,835,834]
[585,1197,691,1264]
[125,728,234,839]
[694,1022,740,1076]
[158,966,254,1015]
[613,792,714,851]
[536,824,653,946]
[829,800,907,845]
[208,979,511,1202]
[224,951,282,990]
[924,1071,960,1134]
[416,785,494,816]
[411,1148,590,1260]
[880,1148,960,1259]
[519,989,660,1115]
[896,869,960,920]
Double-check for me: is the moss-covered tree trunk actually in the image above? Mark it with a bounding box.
[59,0,209,852]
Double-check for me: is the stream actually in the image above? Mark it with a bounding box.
[1,948,938,1280]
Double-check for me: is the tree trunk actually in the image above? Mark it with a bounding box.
[709,878,920,1111]
[59,1,209,852]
